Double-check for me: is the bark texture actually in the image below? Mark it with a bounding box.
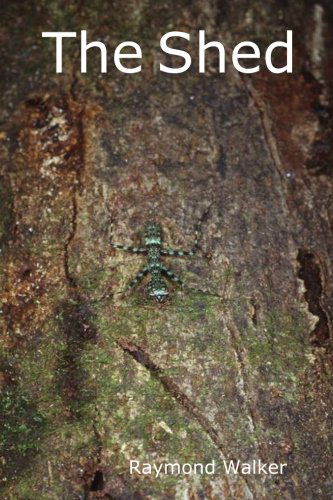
[0,1,332,498]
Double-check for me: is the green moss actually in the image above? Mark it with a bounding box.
[0,387,48,482]
[0,279,315,497]
[241,309,311,399]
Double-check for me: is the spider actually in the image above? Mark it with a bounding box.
[111,221,199,302]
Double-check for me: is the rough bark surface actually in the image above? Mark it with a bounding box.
[0,1,332,499]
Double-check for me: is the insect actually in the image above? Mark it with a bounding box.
[111,221,199,302]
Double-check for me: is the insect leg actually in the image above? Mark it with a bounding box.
[127,266,150,289]
[161,265,183,284]
[110,222,147,253]
[161,248,196,257]
[111,243,147,254]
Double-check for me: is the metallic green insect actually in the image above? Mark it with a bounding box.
[111,221,199,302]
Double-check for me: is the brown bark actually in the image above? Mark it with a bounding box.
[0,1,332,498]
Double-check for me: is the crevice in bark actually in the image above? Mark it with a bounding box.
[307,74,333,176]
[226,323,259,436]
[244,80,287,186]
[297,249,329,346]
[216,145,227,178]
[250,299,259,326]
[86,408,104,490]
[55,301,98,418]
[89,469,104,491]
[117,338,253,496]
[63,96,85,290]
[117,339,222,440]
[63,195,79,289]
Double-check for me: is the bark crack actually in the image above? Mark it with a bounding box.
[226,321,272,467]
[85,408,104,493]
[117,338,255,497]
[63,90,85,290]
[243,80,287,186]
[297,249,330,346]
[226,323,259,437]
[63,194,79,289]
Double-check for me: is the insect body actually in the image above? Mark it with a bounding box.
[111,222,198,302]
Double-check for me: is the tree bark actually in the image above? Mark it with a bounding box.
[0,1,332,498]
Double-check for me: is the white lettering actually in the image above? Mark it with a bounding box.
[81,29,107,73]
[280,463,287,473]
[199,30,225,73]
[232,41,260,73]
[223,460,240,474]
[266,30,293,73]
[141,463,152,474]
[129,460,140,474]
[241,463,252,474]
[257,460,268,474]
[205,460,215,474]
[269,463,279,474]
[42,32,76,73]
[193,463,204,474]
[160,31,191,74]
[153,463,164,478]
[165,462,181,474]
[114,41,142,73]
[182,463,192,474]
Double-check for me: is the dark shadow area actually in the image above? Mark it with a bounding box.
[55,299,98,418]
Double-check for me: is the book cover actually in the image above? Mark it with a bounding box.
[0,1,332,498]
